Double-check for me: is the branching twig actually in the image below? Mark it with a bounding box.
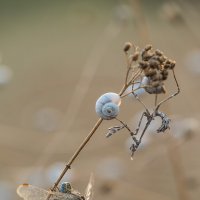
[45,43,180,200]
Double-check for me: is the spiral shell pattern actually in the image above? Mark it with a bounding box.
[95,92,121,120]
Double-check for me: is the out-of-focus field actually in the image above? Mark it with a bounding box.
[0,0,200,199]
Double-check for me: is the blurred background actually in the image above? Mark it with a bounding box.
[0,0,200,199]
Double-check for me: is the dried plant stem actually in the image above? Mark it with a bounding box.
[46,42,179,199]
[47,82,130,199]
[120,86,144,98]
[155,69,180,111]
[47,118,103,198]
[115,118,135,136]
[125,67,132,85]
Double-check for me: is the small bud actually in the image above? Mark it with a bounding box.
[123,42,132,52]
[145,69,157,77]
[169,60,176,69]
[162,76,168,80]
[141,51,154,61]
[155,49,163,56]
[132,52,139,61]
[149,59,160,69]
[161,70,169,76]
[165,59,171,64]
[161,70,169,80]
[139,61,149,69]
[164,63,171,69]
[145,44,152,51]
[151,55,160,61]
[158,56,166,63]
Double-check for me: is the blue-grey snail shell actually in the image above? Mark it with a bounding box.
[60,182,71,193]
[95,92,121,120]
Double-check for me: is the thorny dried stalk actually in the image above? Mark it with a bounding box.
[46,42,180,199]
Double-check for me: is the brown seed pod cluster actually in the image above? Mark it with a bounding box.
[138,45,176,94]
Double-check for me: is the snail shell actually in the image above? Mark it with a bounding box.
[95,92,121,120]
[60,182,72,193]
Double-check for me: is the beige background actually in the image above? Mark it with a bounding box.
[0,0,200,199]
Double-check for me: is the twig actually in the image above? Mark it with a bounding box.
[47,81,131,199]
[47,118,103,198]
[115,118,135,136]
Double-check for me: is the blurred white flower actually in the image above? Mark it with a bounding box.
[124,78,147,98]
[0,181,14,200]
[171,116,199,140]
[96,157,124,180]
[46,162,75,185]
[33,107,62,133]
[160,2,183,24]
[131,110,161,134]
[125,133,151,152]
[27,167,47,186]
[113,4,133,24]
[0,65,13,85]
[185,50,200,74]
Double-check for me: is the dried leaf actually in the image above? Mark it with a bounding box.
[106,125,125,138]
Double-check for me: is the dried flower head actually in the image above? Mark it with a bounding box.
[106,42,180,158]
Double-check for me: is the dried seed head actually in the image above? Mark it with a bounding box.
[151,55,160,61]
[144,69,157,77]
[145,84,166,94]
[141,50,154,61]
[161,70,169,80]
[149,59,160,69]
[158,73,164,80]
[139,61,149,69]
[161,70,169,76]
[164,63,171,69]
[145,44,152,51]
[169,60,176,69]
[123,42,132,52]
[151,81,160,87]
[151,73,161,81]
[162,76,168,80]
[158,56,166,63]
[155,49,163,56]
[164,59,176,69]
[132,52,139,61]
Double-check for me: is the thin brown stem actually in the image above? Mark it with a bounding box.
[119,84,129,96]
[155,93,158,107]
[138,118,152,144]
[129,69,142,84]
[125,66,131,85]
[47,81,131,199]
[120,86,145,98]
[47,118,103,199]
[155,69,180,111]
